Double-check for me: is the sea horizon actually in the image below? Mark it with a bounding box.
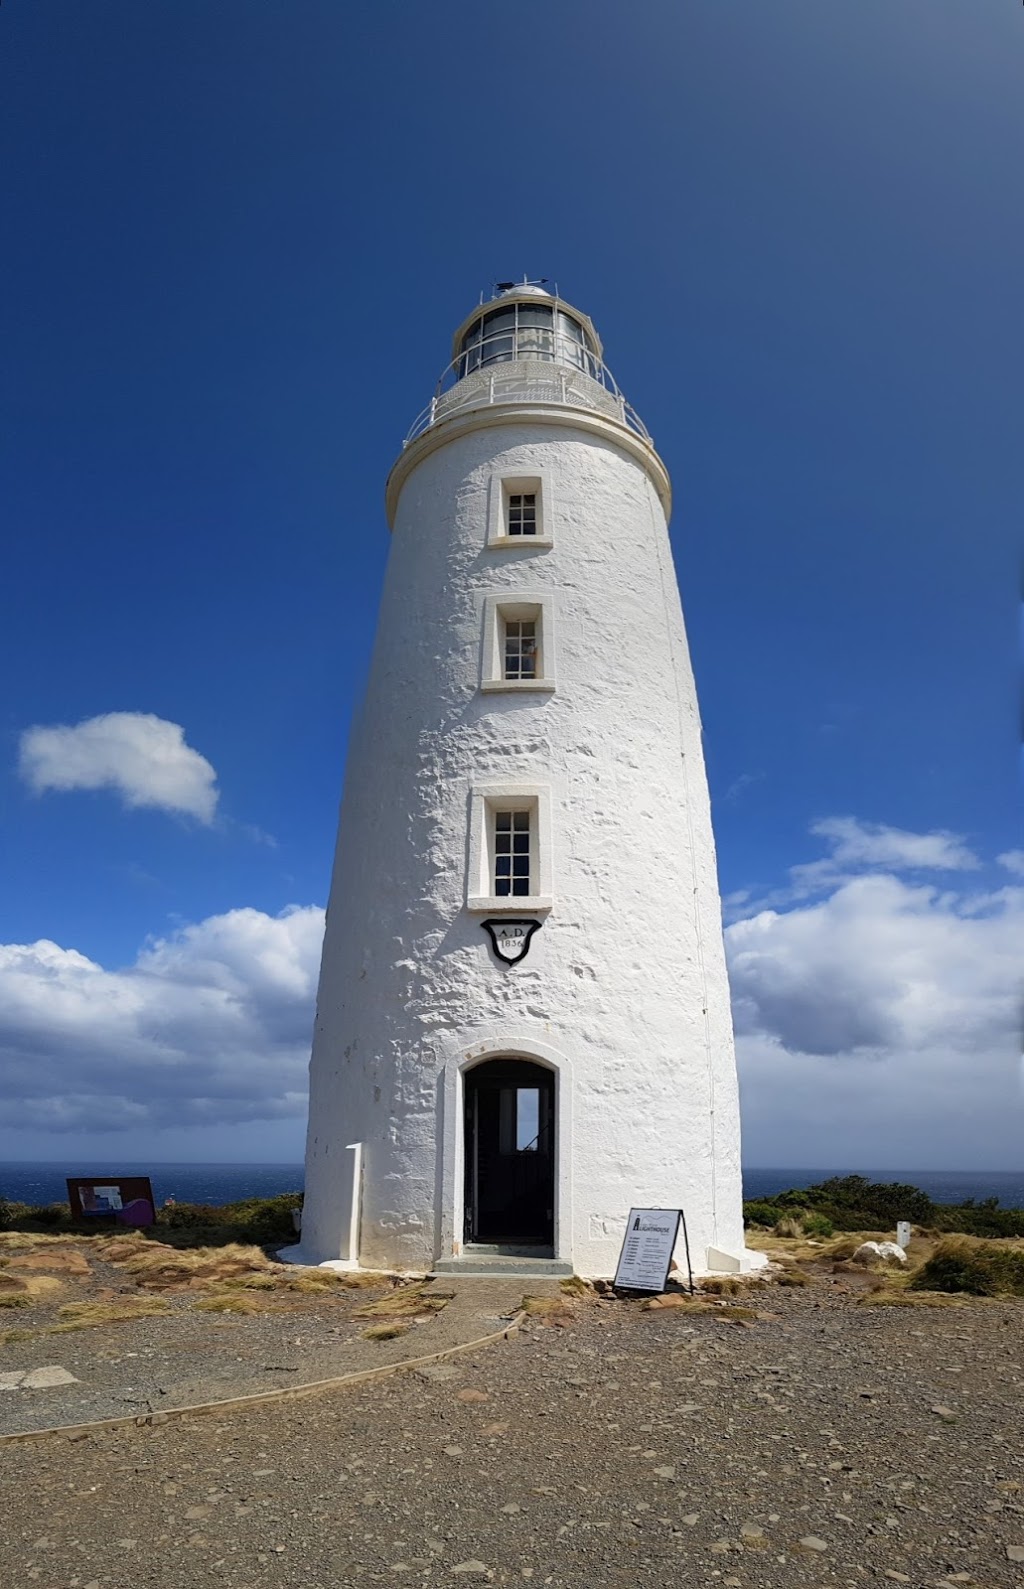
[3,1161,1023,1210]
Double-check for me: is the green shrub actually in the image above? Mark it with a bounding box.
[743,1201,784,1228]
[910,1238,1024,1297]
[801,1212,834,1238]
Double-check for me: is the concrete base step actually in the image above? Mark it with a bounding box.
[432,1255,574,1279]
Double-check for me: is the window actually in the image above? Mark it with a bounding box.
[498,1087,541,1154]
[487,474,552,547]
[503,617,537,680]
[480,594,555,692]
[494,809,531,896]
[467,784,552,911]
[507,492,537,537]
[456,300,600,379]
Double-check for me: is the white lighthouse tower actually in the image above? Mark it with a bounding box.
[294,282,752,1279]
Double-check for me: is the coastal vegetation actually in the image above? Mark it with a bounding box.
[742,1175,1024,1240]
[0,1191,302,1247]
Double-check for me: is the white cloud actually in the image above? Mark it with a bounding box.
[0,815,1020,1169]
[730,817,984,916]
[997,850,1024,879]
[808,817,980,873]
[727,833,1024,1168]
[0,906,324,1135]
[19,712,219,823]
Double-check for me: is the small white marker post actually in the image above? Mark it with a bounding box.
[896,1220,911,1250]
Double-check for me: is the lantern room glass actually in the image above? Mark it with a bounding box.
[458,301,599,379]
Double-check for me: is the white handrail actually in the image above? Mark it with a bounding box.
[402,332,652,449]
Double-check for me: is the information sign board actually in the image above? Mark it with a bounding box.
[613,1207,682,1292]
[67,1176,155,1226]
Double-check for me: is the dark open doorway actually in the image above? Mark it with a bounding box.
[463,1059,555,1249]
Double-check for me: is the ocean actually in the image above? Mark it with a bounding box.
[2,1162,1023,1211]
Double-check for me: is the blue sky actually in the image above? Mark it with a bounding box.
[1,1,1020,1171]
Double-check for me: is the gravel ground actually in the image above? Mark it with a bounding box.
[2,1281,1022,1588]
[0,1271,529,1436]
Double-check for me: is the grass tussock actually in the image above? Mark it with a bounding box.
[560,1275,591,1297]
[194,1292,265,1314]
[0,1229,87,1251]
[910,1237,1024,1298]
[360,1321,412,1341]
[113,1241,272,1291]
[55,1296,172,1329]
[521,1294,574,1323]
[0,1293,30,1309]
[354,1288,452,1320]
[278,1269,360,1294]
[0,1327,37,1346]
[701,1276,743,1297]
[645,1296,758,1321]
[774,1267,812,1288]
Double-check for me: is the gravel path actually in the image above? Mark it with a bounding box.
[2,1284,1022,1587]
[0,1277,531,1436]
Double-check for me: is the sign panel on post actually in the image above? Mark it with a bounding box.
[614,1208,682,1292]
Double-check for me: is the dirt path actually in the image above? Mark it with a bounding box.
[2,1284,1022,1587]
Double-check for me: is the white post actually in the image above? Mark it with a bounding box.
[344,1143,363,1263]
[896,1220,911,1250]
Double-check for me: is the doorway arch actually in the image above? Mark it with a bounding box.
[463,1058,555,1249]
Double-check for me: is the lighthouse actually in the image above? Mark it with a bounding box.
[292,282,753,1279]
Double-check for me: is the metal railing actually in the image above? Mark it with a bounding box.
[402,328,652,448]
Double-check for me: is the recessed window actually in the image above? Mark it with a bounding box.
[467,784,552,911]
[494,809,531,896]
[507,492,537,537]
[488,475,552,547]
[481,594,555,693]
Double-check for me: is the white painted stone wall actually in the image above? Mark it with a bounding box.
[300,401,746,1278]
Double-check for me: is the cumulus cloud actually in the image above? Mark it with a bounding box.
[808,817,980,873]
[0,906,324,1135]
[731,816,983,915]
[728,825,1023,1167]
[997,850,1024,879]
[0,815,1020,1167]
[19,712,219,823]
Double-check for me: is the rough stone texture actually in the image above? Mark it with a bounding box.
[301,352,744,1279]
[853,1241,908,1265]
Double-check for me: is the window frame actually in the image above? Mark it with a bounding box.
[480,592,556,694]
[487,472,554,549]
[467,783,553,913]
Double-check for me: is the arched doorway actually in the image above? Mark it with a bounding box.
[464,1058,555,1250]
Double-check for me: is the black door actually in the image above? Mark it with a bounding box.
[464,1059,555,1247]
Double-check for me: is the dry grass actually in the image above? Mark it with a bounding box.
[0,1293,30,1310]
[360,1321,412,1341]
[858,1287,968,1309]
[0,1231,88,1251]
[333,1269,392,1289]
[354,1288,452,1320]
[700,1276,743,1297]
[559,1275,592,1297]
[521,1294,574,1324]
[0,1327,36,1346]
[111,1241,272,1291]
[645,1296,758,1321]
[194,1292,265,1314]
[54,1296,172,1330]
